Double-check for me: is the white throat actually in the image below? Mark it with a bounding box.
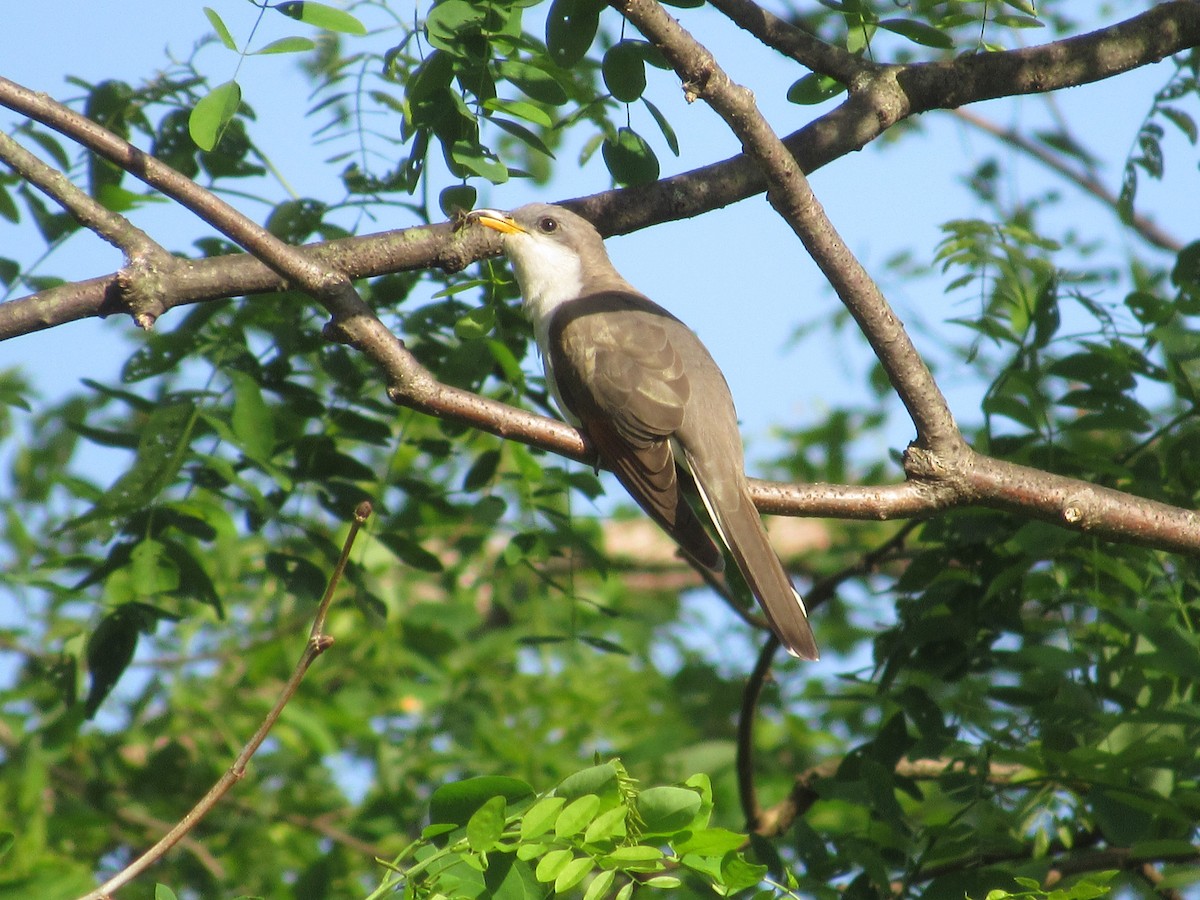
[504,233,585,354]
[502,232,587,424]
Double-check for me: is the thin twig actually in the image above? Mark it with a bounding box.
[951,107,1182,253]
[76,502,372,900]
[736,523,918,831]
[0,131,162,259]
[737,633,781,829]
[707,0,871,85]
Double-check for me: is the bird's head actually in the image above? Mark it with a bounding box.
[468,204,618,313]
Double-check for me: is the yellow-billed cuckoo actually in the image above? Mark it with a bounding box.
[469,203,819,661]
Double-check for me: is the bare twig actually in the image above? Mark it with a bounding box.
[757,757,1031,840]
[0,128,183,328]
[0,131,161,259]
[951,107,1183,253]
[76,502,372,900]
[737,633,781,829]
[707,0,871,85]
[737,523,918,830]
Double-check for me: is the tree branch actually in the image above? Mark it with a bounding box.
[76,502,371,900]
[609,0,962,450]
[707,0,872,85]
[950,107,1183,254]
[738,523,918,830]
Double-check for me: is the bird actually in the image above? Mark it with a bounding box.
[468,203,819,660]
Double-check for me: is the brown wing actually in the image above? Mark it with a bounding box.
[548,292,724,573]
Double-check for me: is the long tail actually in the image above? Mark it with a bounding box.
[687,455,819,661]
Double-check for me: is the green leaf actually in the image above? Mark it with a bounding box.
[129,539,181,596]
[636,786,701,834]
[602,127,659,186]
[672,828,746,856]
[449,140,509,184]
[467,795,508,852]
[0,185,19,225]
[463,448,501,491]
[254,36,317,54]
[455,305,496,341]
[273,1,367,34]
[1000,0,1037,14]
[81,400,196,522]
[440,184,478,217]
[377,531,447,573]
[534,848,573,883]
[520,796,566,839]
[204,7,238,50]
[582,869,616,900]
[719,852,769,894]
[598,846,663,870]
[546,0,603,67]
[85,603,175,717]
[877,18,954,49]
[603,41,647,103]
[498,60,568,106]
[583,804,628,843]
[1160,106,1198,145]
[483,98,553,128]
[554,856,594,894]
[155,885,179,900]
[189,80,241,151]
[491,117,556,158]
[426,0,494,53]
[786,73,846,105]
[1172,241,1200,296]
[993,13,1044,28]
[429,776,534,827]
[642,97,679,156]
[556,763,620,801]
[555,794,601,837]
[229,370,274,462]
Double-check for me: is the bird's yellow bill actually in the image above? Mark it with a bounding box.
[469,209,526,235]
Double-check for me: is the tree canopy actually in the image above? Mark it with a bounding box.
[1,1,1200,899]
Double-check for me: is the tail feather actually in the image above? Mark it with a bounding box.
[688,458,819,661]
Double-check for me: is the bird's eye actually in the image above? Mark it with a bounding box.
[537,216,558,234]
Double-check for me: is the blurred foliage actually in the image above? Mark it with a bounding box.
[1,1,1199,899]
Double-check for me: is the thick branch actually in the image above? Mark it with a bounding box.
[609,0,962,453]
